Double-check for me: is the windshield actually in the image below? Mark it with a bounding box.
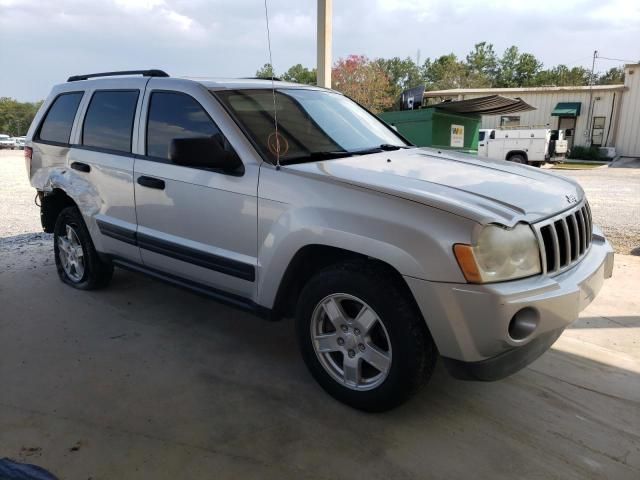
[214,88,409,164]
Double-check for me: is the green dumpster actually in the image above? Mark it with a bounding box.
[379,108,480,152]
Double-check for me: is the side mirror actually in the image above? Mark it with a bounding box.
[169,136,244,175]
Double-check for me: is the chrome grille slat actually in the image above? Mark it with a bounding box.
[568,214,579,261]
[584,204,592,247]
[560,219,571,267]
[533,201,593,276]
[576,209,587,255]
[549,225,560,274]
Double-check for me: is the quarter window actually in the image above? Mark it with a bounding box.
[146,91,224,160]
[500,116,520,127]
[38,92,83,144]
[82,90,139,153]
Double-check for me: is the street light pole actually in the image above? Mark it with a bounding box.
[317,0,332,88]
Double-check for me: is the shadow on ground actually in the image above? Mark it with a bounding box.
[1,262,639,479]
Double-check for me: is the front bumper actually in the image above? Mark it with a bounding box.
[404,226,614,380]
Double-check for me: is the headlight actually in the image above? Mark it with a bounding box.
[454,223,541,283]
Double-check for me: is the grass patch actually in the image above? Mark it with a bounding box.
[551,162,606,170]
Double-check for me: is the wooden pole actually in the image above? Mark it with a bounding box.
[317,0,332,88]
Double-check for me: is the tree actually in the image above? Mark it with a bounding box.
[255,63,276,79]
[515,53,543,86]
[0,98,42,136]
[422,54,469,90]
[495,46,520,87]
[495,46,543,87]
[465,42,498,86]
[535,65,591,86]
[281,64,317,84]
[373,56,422,98]
[597,67,625,85]
[332,55,395,113]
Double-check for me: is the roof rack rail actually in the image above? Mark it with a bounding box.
[243,76,282,81]
[67,69,169,82]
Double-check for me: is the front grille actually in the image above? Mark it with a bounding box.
[533,201,592,275]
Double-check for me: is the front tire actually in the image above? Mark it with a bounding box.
[54,206,113,290]
[296,261,437,412]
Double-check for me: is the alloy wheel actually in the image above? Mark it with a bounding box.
[310,293,392,391]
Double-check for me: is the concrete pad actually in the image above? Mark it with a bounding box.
[1,247,639,479]
[610,156,640,168]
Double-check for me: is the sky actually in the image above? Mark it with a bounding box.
[1,0,639,101]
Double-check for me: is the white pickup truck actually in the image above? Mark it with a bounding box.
[478,128,568,167]
[0,134,17,149]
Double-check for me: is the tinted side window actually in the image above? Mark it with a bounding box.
[146,92,222,159]
[38,92,83,144]
[82,90,139,153]
[478,131,485,141]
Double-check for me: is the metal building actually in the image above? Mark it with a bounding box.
[422,63,640,157]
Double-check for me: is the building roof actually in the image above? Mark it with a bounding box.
[434,95,535,115]
[423,84,626,97]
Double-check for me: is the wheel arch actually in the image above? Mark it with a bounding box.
[506,150,528,162]
[40,188,78,233]
[269,244,420,322]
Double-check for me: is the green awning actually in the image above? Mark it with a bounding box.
[551,102,581,117]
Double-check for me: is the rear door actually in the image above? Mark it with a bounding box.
[133,80,259,299]
[70,78,146,262]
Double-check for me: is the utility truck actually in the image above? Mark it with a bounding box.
[478,128,568,167]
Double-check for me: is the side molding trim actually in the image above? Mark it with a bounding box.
[96,220,255,282]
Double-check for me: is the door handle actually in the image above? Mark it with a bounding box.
[137,175,165,190]
[70,161,91,173]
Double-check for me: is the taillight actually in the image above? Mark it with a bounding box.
[25,146,33,177]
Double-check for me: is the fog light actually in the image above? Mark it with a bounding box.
[508,308,539,340]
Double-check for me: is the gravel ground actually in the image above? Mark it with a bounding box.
[551,166,640,255]
[1,150,638,256]
[0,150,53,272]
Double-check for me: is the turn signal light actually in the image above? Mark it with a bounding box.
[453,244,482,283]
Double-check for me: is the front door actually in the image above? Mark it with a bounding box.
[477,131,488,157]
[558,117,576,150]
[133,81,259,299]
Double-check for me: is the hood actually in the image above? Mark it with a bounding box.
[285,147,584,226]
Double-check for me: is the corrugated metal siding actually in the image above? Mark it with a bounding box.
[475,90,619,148]
[615,65,640,156]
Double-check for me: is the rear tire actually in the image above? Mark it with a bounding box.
[54,206,113,290]
[508,154,527,164]
[296,261,437,412]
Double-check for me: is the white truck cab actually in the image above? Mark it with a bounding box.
[478,128,568,167]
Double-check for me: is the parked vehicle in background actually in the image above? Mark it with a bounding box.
[14,137,26,149]
[478,128,568,167]
[25,70,613,411]
[0,134,17,149]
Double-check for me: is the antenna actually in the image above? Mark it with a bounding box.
[263,0,281,170]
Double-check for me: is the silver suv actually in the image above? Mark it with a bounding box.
[26,70,614,411]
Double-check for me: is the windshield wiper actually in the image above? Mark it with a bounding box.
[379,144,408,151]
[280,144,410,165]
[281,150,354,164]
